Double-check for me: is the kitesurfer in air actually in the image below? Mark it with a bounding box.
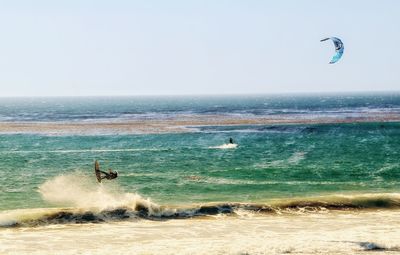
[100,168,118,180]
[94,160,118,181]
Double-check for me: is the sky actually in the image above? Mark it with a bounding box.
[0,0,399,96]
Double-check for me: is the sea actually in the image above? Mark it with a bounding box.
[1,93,400,254]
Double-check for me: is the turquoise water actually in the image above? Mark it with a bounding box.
[1,121,400,211]
[1,93,400,222]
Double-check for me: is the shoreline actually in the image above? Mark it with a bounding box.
[1,210,400,254]
[0,113,399,135]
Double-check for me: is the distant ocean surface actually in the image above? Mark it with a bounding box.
[1,93,400,122]
[1,93,400,228]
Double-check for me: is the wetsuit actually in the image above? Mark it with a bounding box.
[100,169,118,180]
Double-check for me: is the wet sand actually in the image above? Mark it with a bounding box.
[0,113,399,135]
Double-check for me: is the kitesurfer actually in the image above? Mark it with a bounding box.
[100,169,118,180]
[229,138,234,144]
[95,160,118,181]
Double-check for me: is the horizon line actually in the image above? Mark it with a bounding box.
[1,90,400,98]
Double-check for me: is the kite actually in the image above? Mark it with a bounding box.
[321,37,344,64]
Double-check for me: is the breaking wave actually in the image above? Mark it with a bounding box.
[2,174,400,228]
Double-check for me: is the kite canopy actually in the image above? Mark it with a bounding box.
[321,37,344,64]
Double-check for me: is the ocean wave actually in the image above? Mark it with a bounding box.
[2,173,400,228]
[2,190,400,228]
[181,176,374,186]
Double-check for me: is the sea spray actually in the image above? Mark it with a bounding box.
[208,143,238,149]
[38,173,160,213]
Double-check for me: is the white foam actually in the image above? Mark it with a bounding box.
[209,143,238,149]
[2,210,400,254]
[0,148,163,154]
[254,151,306,168]
[287,151,306,164]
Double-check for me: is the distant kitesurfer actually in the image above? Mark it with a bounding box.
[94,160,118,182]
[229,138,234,144]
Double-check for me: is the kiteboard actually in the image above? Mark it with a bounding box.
[95,160,102,183]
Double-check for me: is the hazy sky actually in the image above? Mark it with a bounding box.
[0,0,399,96]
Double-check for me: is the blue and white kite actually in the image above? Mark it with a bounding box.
[320,37,344,64]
